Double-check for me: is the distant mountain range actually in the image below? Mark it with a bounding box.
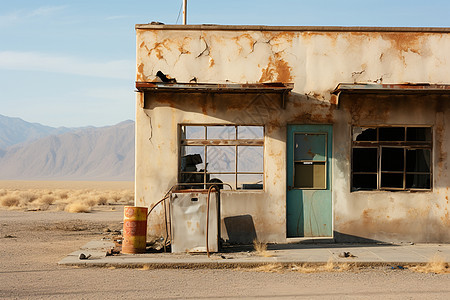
[0,114,134,181]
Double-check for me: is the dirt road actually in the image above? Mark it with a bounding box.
[1,208,450,299]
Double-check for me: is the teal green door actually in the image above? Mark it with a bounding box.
[287,125,332,237]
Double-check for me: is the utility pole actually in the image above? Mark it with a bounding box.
[183,0,187,25]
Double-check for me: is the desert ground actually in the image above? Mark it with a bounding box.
[1,181,450,299]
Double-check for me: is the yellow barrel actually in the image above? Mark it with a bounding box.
[122,206,148,254]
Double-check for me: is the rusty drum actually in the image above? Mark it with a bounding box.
[122,206,148,254]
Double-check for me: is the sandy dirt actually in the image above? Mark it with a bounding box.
[1,207,450,299]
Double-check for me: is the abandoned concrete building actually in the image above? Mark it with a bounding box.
[134,24,450,246]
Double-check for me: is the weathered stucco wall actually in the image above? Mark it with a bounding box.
[135,25,450,243]
[334,94,450,242]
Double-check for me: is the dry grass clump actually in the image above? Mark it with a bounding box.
[97,196,108,205]
[246,258,353,274]
[1,195,20,207]
[0,183,134,213]
[253,239,273,257]
[410,254,450,274]
[19,192,37,203]
[252,264,285,273]
[64,201,92,213]
[290,258,352,273]
[39,195,55,205]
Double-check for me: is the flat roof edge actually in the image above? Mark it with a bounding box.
[135,24,450,33]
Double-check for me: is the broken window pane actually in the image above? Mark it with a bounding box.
[379,127,405,141]
[352,126,432,191]
[406,174,431,189]
[381,148,404,171]
[352,174,377,190]
[294,133,326,161]
[238,126,264,139]
[206,146,235,172]
[407,127,432,142]
[182,126,205,139]
[206,126,236,140]
[353,127,377,141]
[380,173,403,189]
[353,148,377,172]
[180,146,205,171]
[237,174,263,190]
[238,146,263,172]
[180,173,205,188]
[406,149,431,172]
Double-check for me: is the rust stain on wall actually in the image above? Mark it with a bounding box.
[381,32,425,55]
[137,63,145,81]
[232,33,256,55]
[148,39,172,60]
[177,37,192,55]
[259,54,292,83]
[435,113,447,177]
[209,58,215,67]
[259,61,274,82]
[442,211,450,226]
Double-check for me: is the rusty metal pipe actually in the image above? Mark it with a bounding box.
[206,185,218,257]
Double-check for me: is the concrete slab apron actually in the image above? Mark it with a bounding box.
[58,241,450,268]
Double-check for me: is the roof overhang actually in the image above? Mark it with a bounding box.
[332,83,450,106]
[136,82,294,108]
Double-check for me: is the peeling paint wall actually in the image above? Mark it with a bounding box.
[136,26,450,243]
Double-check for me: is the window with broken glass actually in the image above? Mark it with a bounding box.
[352,126,432,191]
[179,125,264,190]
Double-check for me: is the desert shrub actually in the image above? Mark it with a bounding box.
[122,193,134,204]
[58,192,69,199]
[39,195,55,205]
[1,196,20,207]
[97,196,108,205]
[84,197,97,207]
[253,239,272,257]
[19,192,38,203]
[410,254,450,274]
[111,194,122,202]
[64,201,91,213]
[0,189,7,197]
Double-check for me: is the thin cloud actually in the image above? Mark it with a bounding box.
[28,5,67,17]
[0,51,134,80]
[0,5,67,26]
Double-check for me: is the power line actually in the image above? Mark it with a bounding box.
[176,0,183,24]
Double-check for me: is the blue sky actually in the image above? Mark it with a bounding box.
[0,0,449,127]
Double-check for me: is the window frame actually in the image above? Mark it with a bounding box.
[351,126,433,192]
[178,124,265,191]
